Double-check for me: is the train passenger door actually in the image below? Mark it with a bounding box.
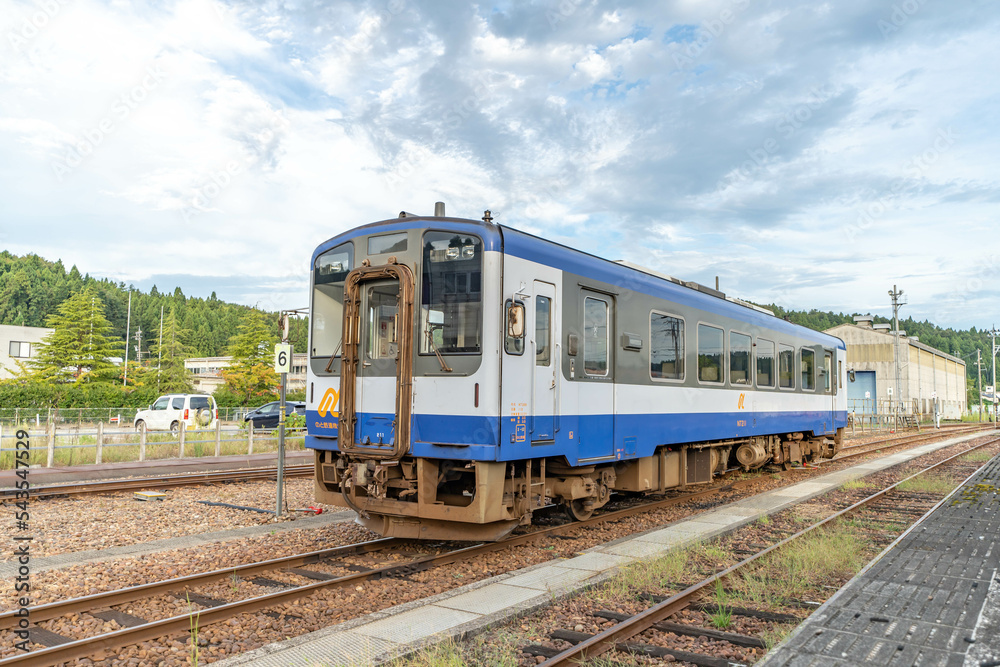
[531,281,558,442]
[576,290,615,461]
[355,280,399,446]
[824,349,836,432]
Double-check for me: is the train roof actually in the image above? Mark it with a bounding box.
[313,213,845,350]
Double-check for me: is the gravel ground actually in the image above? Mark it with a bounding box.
[2,477,330,561]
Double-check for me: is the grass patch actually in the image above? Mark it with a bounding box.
[896,474,956,495]
[731,523,868,609]
[389,631,523,667]
[840,479,872,491]
[960,450,993,462]
[708,579,733,630]
[593,549,691,603]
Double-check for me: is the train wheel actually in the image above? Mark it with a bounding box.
[564,499,593,522]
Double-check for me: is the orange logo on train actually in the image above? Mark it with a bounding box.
[737,393,746,410]
[318,388,340,418]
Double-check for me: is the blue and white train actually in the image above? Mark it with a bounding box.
[306,204,848,540]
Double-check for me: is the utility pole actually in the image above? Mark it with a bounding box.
[889,285,905,429]
[991,327,1000,423]
[977,348,984,423]
[123,291,132,386]
[134,327,143,365]
[157,306,164,390]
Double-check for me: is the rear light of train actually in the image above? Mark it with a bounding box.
[183,409,189,420]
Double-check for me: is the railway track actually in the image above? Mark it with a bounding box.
[1,427,992,665]
[530,436,1000,666]
[836,423,993,457]
[0,465,314,500]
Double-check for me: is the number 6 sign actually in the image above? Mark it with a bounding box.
[274,343,293,373]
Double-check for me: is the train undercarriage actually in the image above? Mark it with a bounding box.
[315,428,843,541]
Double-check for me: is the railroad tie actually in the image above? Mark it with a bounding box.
[541,629,731,667]
[284,567,336,581]
[28,627,74,647]
[91,609,148,628]
[593,610,767,648]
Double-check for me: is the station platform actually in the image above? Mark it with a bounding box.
[761,454,1000,667]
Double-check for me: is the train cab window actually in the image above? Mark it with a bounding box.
[311,242,354,361]
[420,232,483,355]
[505,300,525,355]
[697,324,724,384]
[364,284,399,360]
[650,311,684,381]
[729,332,752,385]
[756,338,775,388]
[801,348,815,391]
[779,344,794,389]
[584,297,609,376]
[536,296,551,366]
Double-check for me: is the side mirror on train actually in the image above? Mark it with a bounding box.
[567,334,579,356]
[507,304,525,338]
[848,369,856,382]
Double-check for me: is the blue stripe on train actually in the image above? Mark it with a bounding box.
[308,410,848,465]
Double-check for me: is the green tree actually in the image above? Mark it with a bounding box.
[222,309,277,403]
[29,286,124,382]
[148,308,195,393]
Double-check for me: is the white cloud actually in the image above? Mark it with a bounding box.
[0,0,997,330]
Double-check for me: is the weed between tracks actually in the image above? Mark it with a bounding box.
[896,474,958,495]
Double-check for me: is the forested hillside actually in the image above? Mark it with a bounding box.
[0,251,306,356]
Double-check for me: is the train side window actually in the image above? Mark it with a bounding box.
[536,296,551,366]
[730,332,752,385]
[779,344,794,389]
[504,300,525,355]
[801,348,815,391]
[697,324,724,384]
[756,338,775,388]
[650,311,684,381]
[583,297,609,376]
[823,351,833,393]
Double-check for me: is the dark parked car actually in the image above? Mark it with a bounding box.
[244,401,306,429]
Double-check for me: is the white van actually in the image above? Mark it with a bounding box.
[134,394,218,434]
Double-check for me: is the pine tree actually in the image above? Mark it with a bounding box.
[29,286,124,382]
[149,308,195,392]
[222,309,278,403]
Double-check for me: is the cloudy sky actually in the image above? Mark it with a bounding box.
[1,0,996,329]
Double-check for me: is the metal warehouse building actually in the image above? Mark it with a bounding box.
[825,317,967,420]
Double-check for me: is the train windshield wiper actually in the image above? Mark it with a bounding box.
[424,327,453,373]
[324,336,344,372]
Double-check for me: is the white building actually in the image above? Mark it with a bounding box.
[0,325,54,379]
[185,354,307,394]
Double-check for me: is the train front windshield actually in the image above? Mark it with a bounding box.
[420,232,483,355]
[311,242,353,358]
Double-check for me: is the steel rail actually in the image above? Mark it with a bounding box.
[0,464,314,500]
[838,424,991,455]
[2,429,991,664]
[0,536,402,631]
[538,436,1000,666]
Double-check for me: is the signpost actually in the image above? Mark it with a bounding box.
[274,341,293,518]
